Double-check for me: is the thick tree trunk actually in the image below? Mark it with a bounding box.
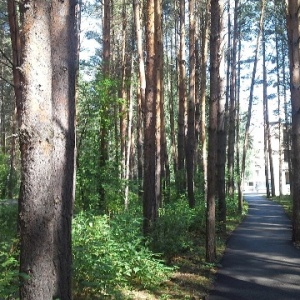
[16,0,78,298]
[287,0,300,244]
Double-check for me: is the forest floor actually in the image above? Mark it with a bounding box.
[126,211,247,300]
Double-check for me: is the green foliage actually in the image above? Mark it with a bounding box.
[151,198,206,260]
[0,205,19,299]
[76,76,126,213]
[0,153,10,198]
[72,211,173,298]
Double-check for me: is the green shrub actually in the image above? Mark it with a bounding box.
[151,200,201,260]
[0,205,19,299]
[72,212,173,298]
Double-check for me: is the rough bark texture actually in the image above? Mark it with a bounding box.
[287,0,300,243]
[206,0,221,263]
[143,0,157,235]
[16,0,77,298]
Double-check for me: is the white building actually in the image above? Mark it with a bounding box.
[244,122,290,196]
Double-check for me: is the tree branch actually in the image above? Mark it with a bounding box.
[0,49,14,67]
[0,75,14,88]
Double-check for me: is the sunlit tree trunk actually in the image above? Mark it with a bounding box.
[143,0,158,235]
[133,0,146,200]
[227,0,239,197]
[275,27,283,197]
[200,0,210,197]
[287,0,300,243]
[177,0,187,194]
[13,0,78,297]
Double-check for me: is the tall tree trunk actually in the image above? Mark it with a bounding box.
[227,0,239,197]
[287,0,300,243]
[275,28,283,197]
[200,0,210,197]
[133,0,146,200]
[15,0,78,298]
[186,0,196,208]
[143,0,158,235]
[217,3,226,234]
[263,27,276,197]
[282,41,293,194]
[155,0,163,207]
[206,0,222,263]
[263,28,271,197]
[177,0,187,194]
[239,0,265,210]
[99,0,111,208]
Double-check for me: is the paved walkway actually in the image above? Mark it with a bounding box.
[208,193,300,300]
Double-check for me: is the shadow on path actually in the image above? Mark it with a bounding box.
[208,193,300,300]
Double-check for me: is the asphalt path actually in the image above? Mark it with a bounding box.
[208,193,300,300]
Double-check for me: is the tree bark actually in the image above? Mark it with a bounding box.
[177,0,187,194]
[133,0,146,200]
[206,0,222,263]
[186,0,196,208]
[287,0,300,243]
[227,0,239,197]
[143,0,158,235]
[16,0,78,298]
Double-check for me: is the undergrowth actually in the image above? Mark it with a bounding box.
[0,193,247,299]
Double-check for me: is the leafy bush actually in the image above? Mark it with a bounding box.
[151,199,202,260]
[0,205,19,299]
[72,212,173,298]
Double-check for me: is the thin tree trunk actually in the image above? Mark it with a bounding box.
[186,0,196,208]
[239,0,265,210]
[275,28,283,197]
[99,0,111,208]
[263,29,271,197]
[227,0,239,197]
[143,0,158,235]
[133,0,146,200]
[206,0,222,263]
[200,0,210,198]
[155,0,163,207]
[177,0,187,194]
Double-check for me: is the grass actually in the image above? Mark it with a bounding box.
[270,195,292,219]
[0,197,248,300]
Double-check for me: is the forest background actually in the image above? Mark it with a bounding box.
[0,0,298,299]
